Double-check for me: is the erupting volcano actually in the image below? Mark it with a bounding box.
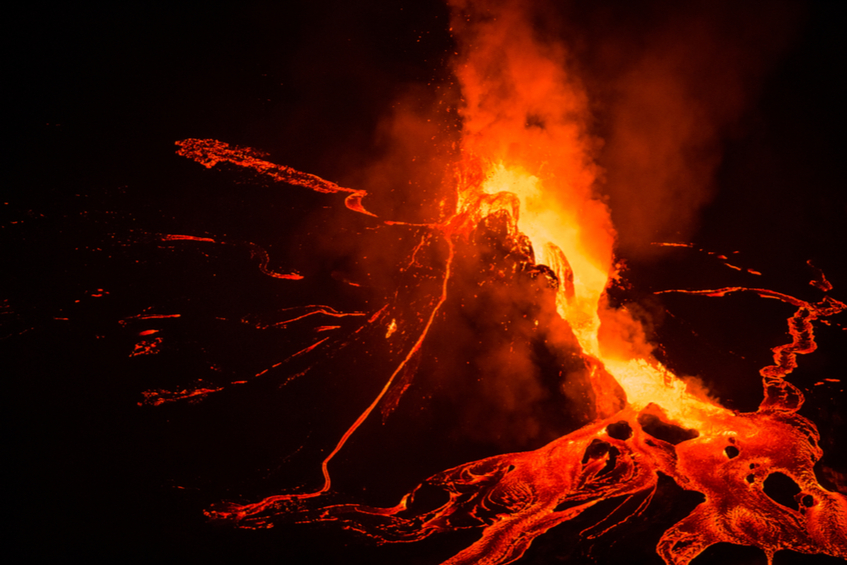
[169,132,844,562]
[167,1,845,561]
[6,1,844,564]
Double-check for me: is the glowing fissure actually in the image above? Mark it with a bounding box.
[139,383,224,406]
[119,313,181,326]
[245,305,366,330]
[253,337,330,379]
[160,234,217,243]
[653,242,763,276]
[160,233,304,280]
[136,314,352,405]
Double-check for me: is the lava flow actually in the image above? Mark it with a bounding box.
[167,2,846,564]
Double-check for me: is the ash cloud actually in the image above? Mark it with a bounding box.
[564,0,801,258]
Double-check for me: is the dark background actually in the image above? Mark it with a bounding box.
[5,1,845,563]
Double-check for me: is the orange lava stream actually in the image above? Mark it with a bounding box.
[248,305,367,329]
[656,287,846,413]
[119,313,181,325]
[161,234,217,243]
[139,384,225,406]
[175,138,375,216]
[653,242,763,275]
[246,242,304,280]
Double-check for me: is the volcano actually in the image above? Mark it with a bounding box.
[5,1,845,564]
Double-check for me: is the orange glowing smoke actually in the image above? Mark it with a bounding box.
[449,0,613,355]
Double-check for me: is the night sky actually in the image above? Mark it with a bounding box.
[6,2,845,563]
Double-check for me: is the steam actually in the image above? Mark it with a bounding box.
[574,0,800,257]
[446,0,801,258]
